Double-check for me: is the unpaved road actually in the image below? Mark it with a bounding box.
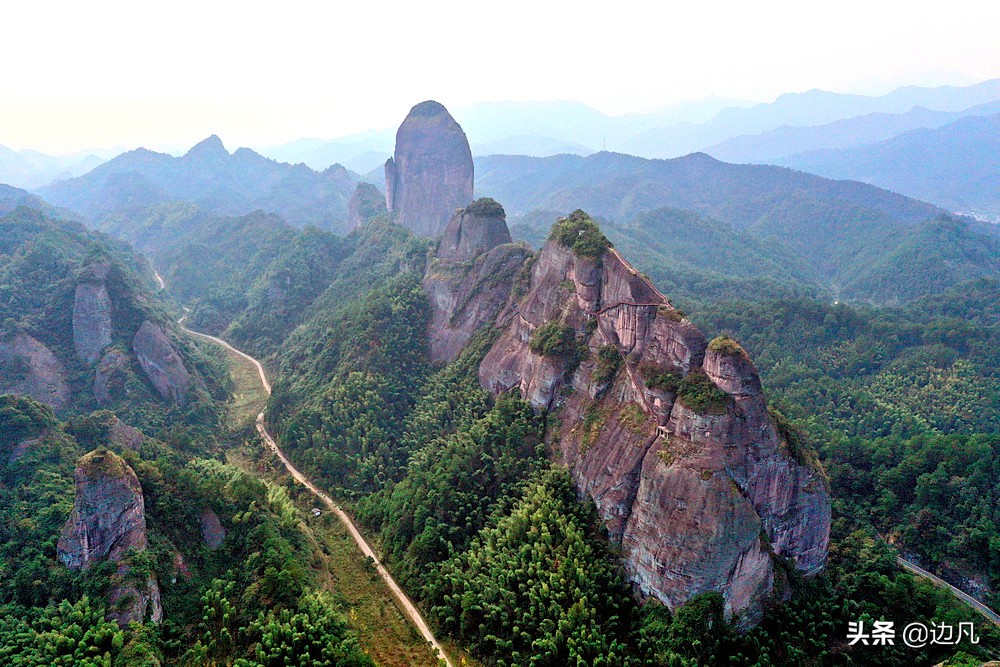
[897,556,1000,627]
[178,313,452,666]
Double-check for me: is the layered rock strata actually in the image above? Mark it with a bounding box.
[385,101,474,237]
[479,226,831,623]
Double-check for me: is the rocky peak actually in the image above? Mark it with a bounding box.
[57,448,162,627]
[477,211,831,624]
[422,199,528,364]
[347,181,388,230]
[437,198,512,263]
[58,449,146,569]
[384,100,474,237]
[184,134,229,161]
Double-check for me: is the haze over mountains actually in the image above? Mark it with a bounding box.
[782,112,1000,218]
[260,79,1000,176]
[38,135,358,230]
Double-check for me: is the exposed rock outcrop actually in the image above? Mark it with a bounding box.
[57,449,162,626]
[478,215,831,624]
[423,199,529,363]
[0,333,70,410]
[73,264,114,364]
[132,321,191,405]
[94,347,132,405]
[347,181,388,230]
[385,101,474,237]
[200,509,226,549]
[437,198,513,262]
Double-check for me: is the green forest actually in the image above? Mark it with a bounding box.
[2,196,999,667]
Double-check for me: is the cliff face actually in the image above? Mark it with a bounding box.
[57,449,162,627]
[422,200,529,363]
[73,280,114,364]
[132,320,191,405]
[385,101,474,237]
[0,333,70,411]
[478,220,830,623]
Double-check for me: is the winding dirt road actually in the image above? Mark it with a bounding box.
[177,313,452,667]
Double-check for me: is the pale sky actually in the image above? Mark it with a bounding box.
[4,0,1000,154]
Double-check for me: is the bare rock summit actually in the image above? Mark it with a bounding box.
[423,198,529,363]
[385,100,474,237]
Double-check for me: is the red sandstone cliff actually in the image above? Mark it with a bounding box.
[478,214,831,623]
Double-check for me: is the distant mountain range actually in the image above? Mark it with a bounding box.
[780,112,1000,219]
[0,145,107,190]
[704,101,1000,165]
[474,150,1000,304]
[260,79,1000,170]
[38,136,359,231]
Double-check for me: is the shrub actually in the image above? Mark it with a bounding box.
[676,371,731,415]
[618,404,649,433]
[593,345,621,386]
[464,197,505,218]
[708,335,746,357]
[639,362,681,393]
[529,321,588,375]
[549,210,611,259]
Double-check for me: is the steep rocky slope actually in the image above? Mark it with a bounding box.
[478,212,831,623]
[57,448,163,627]
[0,333,70,410]
[385,101,474,237]
[132,320,192,405]
[423,198,530,363]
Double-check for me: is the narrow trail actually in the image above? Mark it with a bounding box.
[167,282,452,666]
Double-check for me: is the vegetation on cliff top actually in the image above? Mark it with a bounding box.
[549,209,611,259]
[708,334,747,357]
[464,197,506,218]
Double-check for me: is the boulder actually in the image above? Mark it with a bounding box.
[384,100,474,237]
[94,347,132,405]
[200,509,227,549]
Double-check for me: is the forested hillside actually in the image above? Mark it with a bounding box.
[0,396,373,666]
[0,207,227,447]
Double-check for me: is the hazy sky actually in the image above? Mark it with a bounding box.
[5,0,1000,153]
